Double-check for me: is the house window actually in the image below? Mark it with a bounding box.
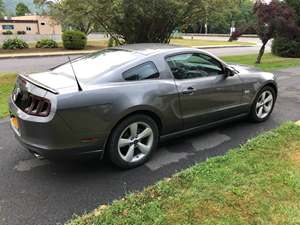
[2,25,14,30]
[26,27,31,31]
[41,22,45,25]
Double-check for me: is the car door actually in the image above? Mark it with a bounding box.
[166,52,244,129]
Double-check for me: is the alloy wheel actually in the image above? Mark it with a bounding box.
[255,90,274,119]
[117,122,154,163]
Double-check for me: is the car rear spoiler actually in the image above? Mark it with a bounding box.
[18,74,59,95]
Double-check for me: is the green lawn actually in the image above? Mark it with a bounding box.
[66,123,300,225]
[221,53,300,71]
[0,73,16,118]
[170,39,255,47]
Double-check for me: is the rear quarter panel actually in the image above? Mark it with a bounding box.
[57,79,182,145]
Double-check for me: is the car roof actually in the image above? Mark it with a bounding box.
[113,43,194,56]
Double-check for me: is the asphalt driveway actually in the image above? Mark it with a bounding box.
[0,67,299,225]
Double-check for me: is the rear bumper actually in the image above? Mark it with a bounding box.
[9,97,106,159]
[15,133,104,159]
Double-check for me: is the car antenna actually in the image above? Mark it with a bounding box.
[68,56,82,92]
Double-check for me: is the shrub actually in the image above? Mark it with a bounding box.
[36,39,58,48]
[17,31,26,35]
[272,36,300,58]
[62,30,87,50]
[2,38,29,50]
[2,30,13,35]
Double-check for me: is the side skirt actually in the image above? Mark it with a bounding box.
[160,113,249,142]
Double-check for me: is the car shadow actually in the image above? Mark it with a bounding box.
[42,117,268,175]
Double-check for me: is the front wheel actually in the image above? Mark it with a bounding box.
[250,86,276,122]
[108,114,159,169]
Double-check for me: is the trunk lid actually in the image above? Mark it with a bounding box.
[23,71,81,94]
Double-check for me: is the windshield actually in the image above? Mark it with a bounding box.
[52,49,142,82]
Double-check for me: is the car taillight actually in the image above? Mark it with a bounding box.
[24,94,51,117]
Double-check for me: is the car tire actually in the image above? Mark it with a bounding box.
[249,86,276,122]
[107,114,159,169]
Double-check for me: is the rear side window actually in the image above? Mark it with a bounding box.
[123,62,159,81]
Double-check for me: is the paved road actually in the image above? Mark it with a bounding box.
[0,66,299,225]
[0,46,271,73]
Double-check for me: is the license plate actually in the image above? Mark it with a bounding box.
[10,117,19,130]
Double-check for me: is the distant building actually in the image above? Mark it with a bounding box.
[0,15,61,35]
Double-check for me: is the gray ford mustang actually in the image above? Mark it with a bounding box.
[9,44,277,169]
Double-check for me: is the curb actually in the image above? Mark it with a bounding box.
[0,45,256,60]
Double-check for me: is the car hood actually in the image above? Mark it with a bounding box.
[228,64,277,83]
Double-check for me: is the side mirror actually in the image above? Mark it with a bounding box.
[225,67,235,77]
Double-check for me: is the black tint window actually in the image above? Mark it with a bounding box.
[123,62,159,81]
[166,53,224,80]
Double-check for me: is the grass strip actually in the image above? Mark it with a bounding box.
[0,73,17,118]
[221,53,300,71]
[66,122,300,225]
[170,39,255,47]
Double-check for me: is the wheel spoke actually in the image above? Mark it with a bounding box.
[137,128,152,140]
[137,142,151,154]
[129,123,138,137]
[264,104,272,113]
[264,95,273,104]
[257,106,264,118]
[256,101,263,109]
[119,138,131,148]
[124,145,135,162]
[261,92,266,101]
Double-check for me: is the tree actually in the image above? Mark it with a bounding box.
[40,0,197,44]
[0,0,5,18]
[184,0,255,34]
[35,0,114,35]
[270,0,300,58]
[48,0,96,34]
[107,0,195,43]
[231,0,256,33]
[185,0,231,34]
[254,0,300,64]
[285,0,300,25]
[16,3,31,16]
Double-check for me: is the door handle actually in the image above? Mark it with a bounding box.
[182,87,195,95]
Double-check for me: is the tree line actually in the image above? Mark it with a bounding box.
[33,0,255,43]
[0,0,31,17]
